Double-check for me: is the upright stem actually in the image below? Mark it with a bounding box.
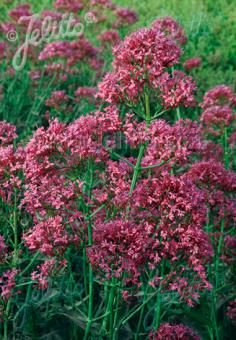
[12,190,18,267]
[83,162,94,340]
[223,127,229,169]
[4,190,19,338]
[153,259,165,330]
[145,93,151,128]
[102,277,116,336]
[176,106,181,120]
[135,285,147,340]
[129,94,151,197]
[210,127,229,340]
[83,221,94,340]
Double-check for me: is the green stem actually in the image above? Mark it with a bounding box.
[129,144,146,196]
[223,126,229,169]
[102,277,116,336]
[12,190,18,267]
[113,289,121,340]
[3,297,12,340]
[19,251,40,277]
[145,93,151,128]
[176,106,181,120]
[83,222,94,340]
[83,248,88,297]
[135,288,147,340]
[83,161,95,340]
[129,94,151,197]
[153,259,165,330]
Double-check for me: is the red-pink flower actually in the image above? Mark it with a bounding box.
[113,7,138,28]
[54,0,84,12]
[98,30,121,47]
[149,323,200,339]
[227,299,236,325]
[200,85,236,110]
[74,87,97,103]
[24,216,79,256]
[46,90,69,110]
[183,57,201,71]
[9,4,32,21]
[200,105,235,132]
[157,71,197,108]
[0,269,18,302]
[31,259,67,289]
[97,28,184,105]
[152,16,187,45]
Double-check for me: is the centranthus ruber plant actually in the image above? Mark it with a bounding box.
[0,7,235,340]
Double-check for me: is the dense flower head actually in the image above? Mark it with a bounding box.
[113,28,181,72]
[90,0,115,9]
[46,90,69,110]
[152,16,187,45]
[185,161,236,229]
[186,161,236,192]
[24,216,79,256]
[200,85,236,110]
[183,57,201,71]
[88,218,154,284]
[0,236,6,263]
[157,70,197,108]
[39,38,100,69]
[149,323,200,339]
[91,168,211,300]
[97,28,185,105]
[75,86,97,99]
[125,118,203,169]
[22,108,122,218]
[200,105,235,132]
[0,122,24,203]
[98,30,121,47]
[8,4,32,21]
[113,7,138,28]
[0,121,17,145]
[227,299,236,325]
[40,10,63,20]
[0,21,16,36]
[0,269,18,302]
[31,258,67,290]
[54,0,84,12]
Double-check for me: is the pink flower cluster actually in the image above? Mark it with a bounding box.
[0,122,24,203]
[113,7,138,28]
[39,37,100,68]
[227,299,236,325]
[9,4,32,21]
[31,259,67,289]
[0,236,6,263]
[75,87,97,103]
[46,90,69,110]
[200,85,236,135]
[149,323,200,339]
[98,30,121,47]
[0,269,18,302]
[97,24,196,109]
[183,57,201,71]
[158,71,197,108]
[24,216,79,256]
[152,16,187,45]
[54,0,84,12]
